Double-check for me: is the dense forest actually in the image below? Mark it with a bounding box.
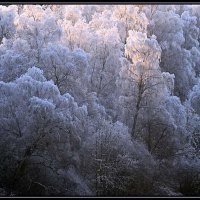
[0,4,200,196]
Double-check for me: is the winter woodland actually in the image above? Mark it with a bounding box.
[0,4,200,196]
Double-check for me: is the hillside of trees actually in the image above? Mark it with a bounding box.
[0,4,200,196]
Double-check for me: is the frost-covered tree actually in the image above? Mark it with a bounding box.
[81,119,157,196]
[40,44,89,102]
[148,7,197,101]
[181,10,199,50]
[0,5,16,44]
[118,30,162,135]
[0,67,90,196]
[112,5,149,44]
[186,80,200,159]
[81,26,123,118]
[60,16,93,51]
[117,30,187,163]
[15,5,62,65]
[175,97,200,195]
